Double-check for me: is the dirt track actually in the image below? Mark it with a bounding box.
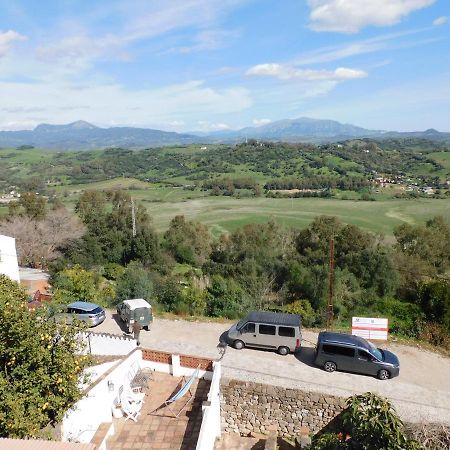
[95,312,450,424]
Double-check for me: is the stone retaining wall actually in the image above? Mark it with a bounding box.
[221,379,346,438]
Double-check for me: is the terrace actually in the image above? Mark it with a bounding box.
[106,371,210,450]
[62,345,220,450]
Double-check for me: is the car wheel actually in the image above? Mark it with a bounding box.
[233,340,244,350]
[324,361,337,373]
[378,369,390,380]
[278,346,289,356]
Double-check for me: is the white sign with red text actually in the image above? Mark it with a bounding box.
[352,317,388,340]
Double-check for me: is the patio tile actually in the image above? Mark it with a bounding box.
[107,372,209,450]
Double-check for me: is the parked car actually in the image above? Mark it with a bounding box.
[226,311,302,355]
[314,331,400,380]
[116,298,153,333]
[56,301,106,327]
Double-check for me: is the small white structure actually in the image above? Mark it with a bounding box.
[352,317,389,340]
[0,234,20,282]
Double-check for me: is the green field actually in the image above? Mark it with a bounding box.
[139,196,450,238]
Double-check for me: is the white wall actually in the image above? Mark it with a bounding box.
[196,362,222,450]
[0,234,20,282]
[80,332,137,356]
[62,350,142,443]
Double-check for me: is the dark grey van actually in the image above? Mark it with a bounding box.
[314,332,400,380]
[226,311,302,355]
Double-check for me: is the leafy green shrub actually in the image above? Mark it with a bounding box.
[375,298,425,338]
[206,275,253,319]
[311,392,422,449]
[103,262,126,280]
[283,299,316,327]
[419,322,450,351]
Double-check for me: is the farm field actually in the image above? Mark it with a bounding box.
[141,196,450,237]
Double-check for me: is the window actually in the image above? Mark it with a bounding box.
[278,326,295,337]
[322,344,355,357]
[241,323,255,333]
[259,324,276,335]
[358,349,372,361]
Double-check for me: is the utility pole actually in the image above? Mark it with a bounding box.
[131,198,136,237]
[326,238,335,330]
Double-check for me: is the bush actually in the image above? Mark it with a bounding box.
[312,392,422,449]
[375,298,425,338]
[282,299,316,327]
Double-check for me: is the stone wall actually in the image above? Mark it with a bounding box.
[221,379,346,438]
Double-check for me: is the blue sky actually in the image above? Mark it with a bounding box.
[0,0,449,132]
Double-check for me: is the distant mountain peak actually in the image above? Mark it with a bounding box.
[34,120,98,132]
[67,120,98,129]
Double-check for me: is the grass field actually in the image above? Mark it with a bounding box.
[141,196,450,238]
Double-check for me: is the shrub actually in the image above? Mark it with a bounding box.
[283,299,316,327]
[375,298,425,338]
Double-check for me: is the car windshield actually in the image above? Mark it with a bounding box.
[367,341,383,360]
[86,306,103,314]
[236,318,246,330]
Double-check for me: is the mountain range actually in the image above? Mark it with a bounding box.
[0,118,449,150]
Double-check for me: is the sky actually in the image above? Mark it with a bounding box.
[0,0,449,132]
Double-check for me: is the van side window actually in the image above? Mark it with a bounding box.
[278,326,295,337]
[259,324,276,335]
[242,323,255,333]
[322,344,355,357]
[358,349,372,361]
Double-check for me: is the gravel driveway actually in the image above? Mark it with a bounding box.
[95,311,450,424]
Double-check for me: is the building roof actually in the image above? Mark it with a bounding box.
[122,298,152,310]
[318,331,370,349]
[0,438,96,450]
[244,311,301,327]
[19,267,50,281]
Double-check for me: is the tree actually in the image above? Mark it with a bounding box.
[164,215,212,266]
[0,275,90,438]
[0,209,85,269]
[116,261,154,305]
[19,192,47,220]
[394,216,450,273]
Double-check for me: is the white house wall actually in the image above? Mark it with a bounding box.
[0,234,20,282]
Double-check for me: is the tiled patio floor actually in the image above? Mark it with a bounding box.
[107,372,210,450]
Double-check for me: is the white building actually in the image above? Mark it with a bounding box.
[0,234,20,282]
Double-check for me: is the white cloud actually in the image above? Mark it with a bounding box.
[307,0,435,33]
[252,118,271,125]
[246,63,367,81]
[433,16,449,26]
[165,29,240,54]
[293,27,438,66]
[0,80,251,130]
[0,30,26,57]
[37,35,129,70]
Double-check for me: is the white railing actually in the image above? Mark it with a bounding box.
[80,331,137,356]
[196,361,222,450]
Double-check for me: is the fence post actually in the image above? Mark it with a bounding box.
[171,354,181,376]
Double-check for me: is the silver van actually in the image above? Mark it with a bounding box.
[226,311,302,355]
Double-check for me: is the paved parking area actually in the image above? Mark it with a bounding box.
[95,312,450,424]
[107,372,209,450]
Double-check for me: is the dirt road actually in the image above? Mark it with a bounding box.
[95,312,450,424]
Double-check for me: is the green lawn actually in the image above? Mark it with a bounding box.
[142,196,450,238]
